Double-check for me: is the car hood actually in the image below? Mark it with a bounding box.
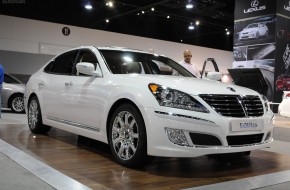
[241,28,257,33]
[3,83,25,92]
[113,75,258,96]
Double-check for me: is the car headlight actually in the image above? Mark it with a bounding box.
[261,94,269,112]
[148,83,209,113]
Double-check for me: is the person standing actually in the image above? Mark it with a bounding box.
[0,64,4,118]
[178,50,201,78]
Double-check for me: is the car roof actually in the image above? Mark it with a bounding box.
[76,46,153,54]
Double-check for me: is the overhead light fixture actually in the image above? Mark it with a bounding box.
[186,0,194,9]
[195,21,200,25]
[106,1,114,7]
[167,15,170,19]
[186,4,194,9]
[106,19,110,23]
[85,4,92,10]
[226,31,230,35]
[188,23,195,30]
[151,7,155,11]
[142,11,145,14]
[225,28,228,31]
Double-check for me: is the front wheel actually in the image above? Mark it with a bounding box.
[28,96,51,134]
[109,104,148,168]
[9,94,25,113]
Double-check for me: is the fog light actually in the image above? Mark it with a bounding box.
[165,127,189,146]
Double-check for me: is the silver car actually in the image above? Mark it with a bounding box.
[2,73,25,113]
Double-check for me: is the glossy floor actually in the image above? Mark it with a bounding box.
[0,111,290,190]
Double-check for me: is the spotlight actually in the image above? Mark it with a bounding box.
[226,31,230,35]
[106,19,110,23]
[151,7,155,11]
[188,23,195,30]
[186,4,194,9]
[186,0,194,9]
[85,4,92,10]
[106,1,114,7]
[195,21,200,25]
[167,15,170,19]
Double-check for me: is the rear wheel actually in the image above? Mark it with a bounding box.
[109,103,149,167]
[28,96,51,134]
[9,94,25,113]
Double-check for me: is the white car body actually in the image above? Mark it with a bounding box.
[24,46,274,167]
[278,91,290,117]
[239,23,269,40]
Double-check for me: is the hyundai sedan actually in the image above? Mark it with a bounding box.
[24,46,274,167]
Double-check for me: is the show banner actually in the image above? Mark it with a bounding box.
[274,0,290,105]
[233,0,276,102]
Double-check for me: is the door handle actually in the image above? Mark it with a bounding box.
[65,81,73,87]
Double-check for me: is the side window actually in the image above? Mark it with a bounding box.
[4,74,22,84]
[75,50,99,76]
[44,50,79,75]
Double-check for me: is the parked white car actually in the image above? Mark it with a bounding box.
[239,23,269,40]
[24,46,274,167]
[278,91,290,117]
[2,73,25,113]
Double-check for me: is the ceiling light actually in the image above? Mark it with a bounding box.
[181,39,183,42]
[195,21,200,25]
[85,4,92,10]
[226,31,230,35]
[142,11,145,14]
[106,1,114,7]
[188,23,195,30]
[137,13,140,15]
[106,19,109,23]
[167,15,170,19]
[151,7,155,11]
[186,4,194,9]
[225,28,228,31]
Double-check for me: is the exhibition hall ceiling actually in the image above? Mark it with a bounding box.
[0,0,235,51]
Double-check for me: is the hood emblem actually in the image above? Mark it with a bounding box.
[227,87,236,92]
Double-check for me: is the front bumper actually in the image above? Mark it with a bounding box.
[140,107,274,157]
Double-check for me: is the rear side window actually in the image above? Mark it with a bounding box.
[44,50,79,75]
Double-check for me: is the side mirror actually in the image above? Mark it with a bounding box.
[206,71,222,81]
[76,62,102,77]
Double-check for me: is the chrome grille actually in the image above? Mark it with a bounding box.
[199,95,264,117]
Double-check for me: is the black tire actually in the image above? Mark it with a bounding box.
[9,94,25,113]
[108,104,148,168]
[27,96,51,134]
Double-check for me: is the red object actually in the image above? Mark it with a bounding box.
[276,74,290,91]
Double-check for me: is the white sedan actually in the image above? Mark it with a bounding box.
[279,91,290,117]
[239,22,269,40]
[24,46,274,167]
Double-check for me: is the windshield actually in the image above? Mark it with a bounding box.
[246,24,258,29]
[99,50,194,77]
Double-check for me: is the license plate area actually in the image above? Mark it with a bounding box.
[231,119,263,132]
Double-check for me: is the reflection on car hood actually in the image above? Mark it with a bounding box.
[113,75,258,96]
[3,83,26,92]
[241,28,257,33]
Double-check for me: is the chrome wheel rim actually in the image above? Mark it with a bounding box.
[12,96,24,112]
[28,100,38,129]
[112,111,139,160]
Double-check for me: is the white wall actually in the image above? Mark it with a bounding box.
[0,14,233,74]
